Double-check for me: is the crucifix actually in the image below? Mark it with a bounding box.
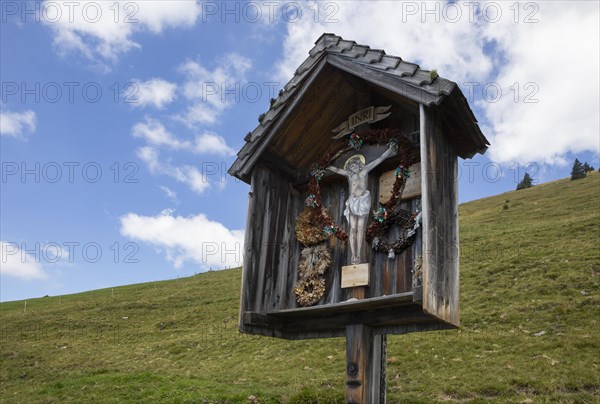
[327,143,397,265]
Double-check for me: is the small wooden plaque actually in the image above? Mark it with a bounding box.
[341,263,370,288]
[379,163,421,204]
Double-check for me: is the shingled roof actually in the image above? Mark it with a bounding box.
[229,33,489,183]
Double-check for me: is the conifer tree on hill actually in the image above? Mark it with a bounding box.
[516,172,534,190]
[571,159,586,181]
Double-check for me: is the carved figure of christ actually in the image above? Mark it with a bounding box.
[327,144,396,264]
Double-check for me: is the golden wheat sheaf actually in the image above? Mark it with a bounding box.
[294,244,331,306]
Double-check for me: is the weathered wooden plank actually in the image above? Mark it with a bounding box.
[242,312,284,329]
[261,304,433,337]
[262,176,277,311]
[238,186,256,333]
[382,258,393,296]
[420,104,460,326]
[273,292,414,317]
[396,242,409,294]
[282,184,302,309]
[404,236,413,292]
[325,238,343,305]
[366,170,379,299]
[319,180,347,305]
[288,306,435,330]
[270,179,290,311]
[251,167,268,312]
[411,198,423,301]
[259,169,276,312]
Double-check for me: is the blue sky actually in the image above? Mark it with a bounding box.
[1,1,599,302]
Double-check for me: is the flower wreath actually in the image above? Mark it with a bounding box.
[366,164,422,258]
[293,276,326,307]
[301,128,418,251]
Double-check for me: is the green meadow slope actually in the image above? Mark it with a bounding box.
[1,173,599,403]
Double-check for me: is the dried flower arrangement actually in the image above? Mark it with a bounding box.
[293,244,332,307]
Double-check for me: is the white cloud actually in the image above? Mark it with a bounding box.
[177,53,252,126]
[136,146,210,193]
[480,2,600,165]
[275,1,599,166]
[178,166,209,194]
[136,145,161,171]
[0,110,37,139]
[42,1,201,65]
[159,185,179,203]
[0,242,48,280]
[132,118,187,149]
[132,78,177,109]
[119,210,244,269]
[132,118,235,155]
[193,132,235,155]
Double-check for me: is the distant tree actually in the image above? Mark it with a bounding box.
[516,173,534,190]
[571,159,586,180]
[583,162,595,173]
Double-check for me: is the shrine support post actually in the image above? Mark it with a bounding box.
[345,287,387,404]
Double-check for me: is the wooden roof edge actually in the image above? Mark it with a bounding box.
[228,57,330,183]
[445,88,490,157]
[229,33,489,181]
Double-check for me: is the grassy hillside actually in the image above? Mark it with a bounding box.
[1,173,599,403]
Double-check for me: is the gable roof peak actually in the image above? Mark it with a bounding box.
[314,33,341,46]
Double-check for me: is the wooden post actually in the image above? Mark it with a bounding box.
[345,287,387,404]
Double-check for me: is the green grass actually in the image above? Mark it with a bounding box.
[1,173,599,403]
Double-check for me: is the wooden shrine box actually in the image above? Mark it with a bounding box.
[229,34,489,340]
